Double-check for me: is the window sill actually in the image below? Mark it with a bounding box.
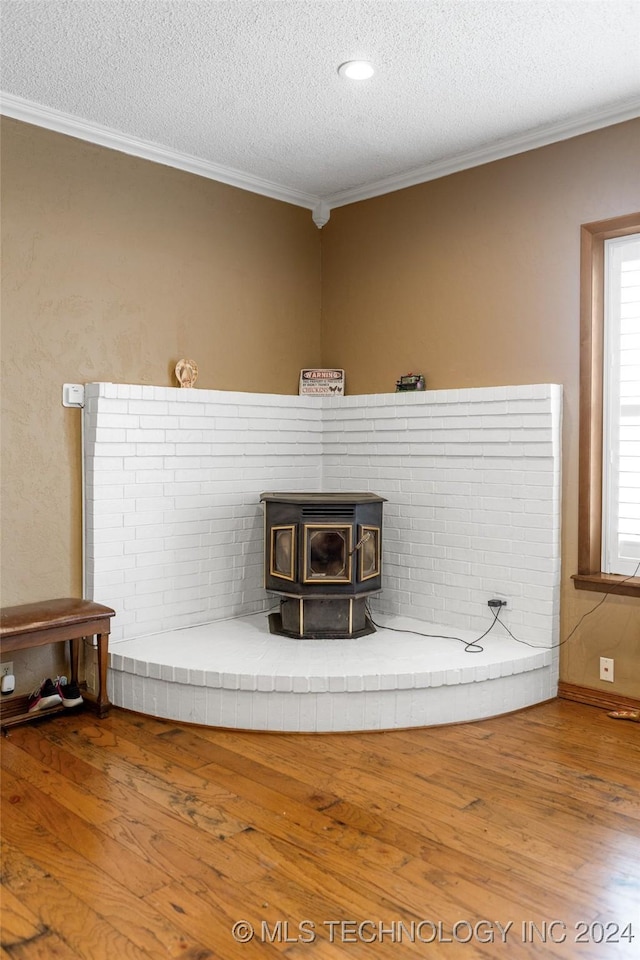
[572,573,640,598]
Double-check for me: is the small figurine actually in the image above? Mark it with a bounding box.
[175,359,198,388]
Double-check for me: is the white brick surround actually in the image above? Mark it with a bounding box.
[84,384,324,643]
[84,381,562,730]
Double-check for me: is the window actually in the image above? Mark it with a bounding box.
[602,234,640,575]
[574,213,640,596]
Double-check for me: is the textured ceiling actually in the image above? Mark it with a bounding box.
[1,1,640,220]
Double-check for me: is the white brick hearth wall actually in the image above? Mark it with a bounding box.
[84,385,323,642]
[84,382,562,646]
[84,382,561,730]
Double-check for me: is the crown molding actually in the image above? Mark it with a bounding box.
[324,98,640,209]
[3,91,639,228]
[0,92,321,212]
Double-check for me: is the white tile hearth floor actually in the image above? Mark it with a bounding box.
[108,612,557,732]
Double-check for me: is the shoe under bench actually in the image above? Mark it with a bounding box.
[0,598,115,730]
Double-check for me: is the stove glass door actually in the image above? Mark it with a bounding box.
[304,525,352,583]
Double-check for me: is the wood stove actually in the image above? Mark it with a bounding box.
[260,492,385,639]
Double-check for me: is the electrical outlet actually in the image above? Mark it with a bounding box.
[0,662,13,678]
[599,657,614,682]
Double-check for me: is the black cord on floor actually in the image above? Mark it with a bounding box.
[366,601,501,653]
[270,561,638,654]
[495,560,640,651]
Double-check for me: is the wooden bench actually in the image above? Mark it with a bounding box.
[0,598,115,729]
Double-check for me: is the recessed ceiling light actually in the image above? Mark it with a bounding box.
[338,60,374,80]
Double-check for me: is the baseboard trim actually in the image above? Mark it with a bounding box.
[558,682,640,712]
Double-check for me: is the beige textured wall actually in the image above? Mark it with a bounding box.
[1,118,320,687]
[321,119,640,698]
[2,116,638,700]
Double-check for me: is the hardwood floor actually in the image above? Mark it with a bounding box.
[1,699,638,959]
